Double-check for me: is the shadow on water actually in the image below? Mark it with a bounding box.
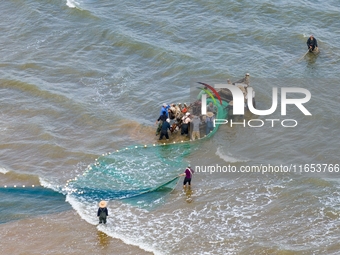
[306,51,319,66]
[184,188,193,203]
[0,186,71,224]
[302,50,321,76]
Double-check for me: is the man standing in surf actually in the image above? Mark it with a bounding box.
[179,164,194,189]
[97,201,108,224]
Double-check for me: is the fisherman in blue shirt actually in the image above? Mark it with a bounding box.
[160,103,170,118]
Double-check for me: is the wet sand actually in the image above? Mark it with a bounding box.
[0,210,153,255]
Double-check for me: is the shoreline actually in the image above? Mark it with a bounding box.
[0,210,153,255]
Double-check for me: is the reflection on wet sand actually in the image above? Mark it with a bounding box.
[185,188,193,203]
[97,230,110,247]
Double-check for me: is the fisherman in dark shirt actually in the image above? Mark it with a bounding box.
[155,111,167,136]
[159,118,171,140]
[307,35,318,52]
[97,201,108,224]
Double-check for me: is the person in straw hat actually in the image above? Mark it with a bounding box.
[205,112,215,135]
[97,200,108,224]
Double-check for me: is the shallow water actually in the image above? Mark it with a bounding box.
[1,0,340,254]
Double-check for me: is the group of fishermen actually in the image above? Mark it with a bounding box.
[154,72,255,141]
[155,102,217,141]
[97,34,319,223]
[155,34,318,141]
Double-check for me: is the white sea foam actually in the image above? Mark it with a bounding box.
[216,146,249,163]
[66,0,81,9]
[39,177,64,193]
[65,195,161,254]
[0,167,9,174]
[62,176,338,255]
[65,194,99,225]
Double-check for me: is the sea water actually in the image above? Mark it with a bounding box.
[1,1,340,254]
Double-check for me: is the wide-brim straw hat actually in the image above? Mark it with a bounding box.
[206,112,214,117]
[99,200,107,208]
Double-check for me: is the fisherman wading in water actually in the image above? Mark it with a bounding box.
[307,34,318,52]
[179,164,194,189]
[97,200,108,224]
